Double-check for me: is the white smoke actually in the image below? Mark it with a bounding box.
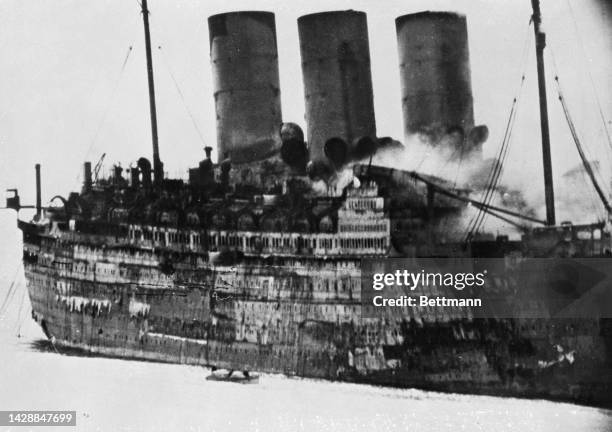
[310,167,359,197]
[370,133,535,240]
[306,127,609,239]
[372,131,610,239]
[371,134,484,185]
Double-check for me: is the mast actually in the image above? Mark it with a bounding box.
[141,0,163,185]
[35,164,41,220]
[531,0,555,225]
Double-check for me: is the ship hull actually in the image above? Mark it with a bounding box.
[24,257,612,408]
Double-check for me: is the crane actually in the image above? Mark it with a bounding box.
[93,153,106,183]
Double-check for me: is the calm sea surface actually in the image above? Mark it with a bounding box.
[1,213,611,432]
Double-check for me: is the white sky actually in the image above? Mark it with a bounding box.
[0,0,610,216]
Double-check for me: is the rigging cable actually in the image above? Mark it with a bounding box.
[548,21,612,186]
[13,279,27,338]
[0,266,21,317]
[464,18,533,242]
[548,44,611,215]
[473,85,522,236]
[579,168,603,218]
[464,97,516,242]
[157,45,207,147]
[549,53,607,186]
[0,280,16,316]
[465,19,532,241]
[554,74,612,213]
[72,44,134,189]
[86,45,134,160]
[565,0,612,154]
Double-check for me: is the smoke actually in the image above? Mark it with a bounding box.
[306,125,609,239]
[370,132,538,239]
[555,162,609,224]
[309,167,360,197]
[371,133,483,184]
[375,131,610,238]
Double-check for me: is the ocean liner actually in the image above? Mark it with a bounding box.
[6,0,612,406]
